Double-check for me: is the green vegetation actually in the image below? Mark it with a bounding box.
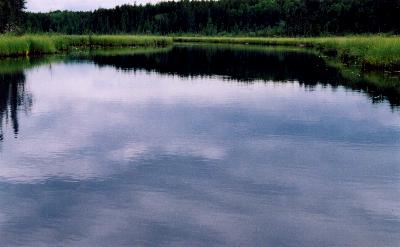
[1,0,399,73]
[174,36,400,70]
[326,58,400,90]
[0,35,172,57]
[1,35,399,71]
[1,0,399,70]
[1,34,399,71]
[24,0,399,36]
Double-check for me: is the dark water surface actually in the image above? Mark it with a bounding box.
[0,45,399,246]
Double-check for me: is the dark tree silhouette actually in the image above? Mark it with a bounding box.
[0,0,26,32]
[0,73,31,140]
[24,0,400,35]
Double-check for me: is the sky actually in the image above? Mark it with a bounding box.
[26,0,163,12]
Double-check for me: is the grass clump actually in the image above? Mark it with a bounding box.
[0,35,173,57]
[88,35,172,47]
[0,36,29,56]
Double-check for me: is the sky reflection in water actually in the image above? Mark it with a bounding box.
[0,46,399,246]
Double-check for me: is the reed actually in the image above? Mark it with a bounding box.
[0,35,173,57]
[1,35,399,70]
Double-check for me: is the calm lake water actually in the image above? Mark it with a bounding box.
[0,45,399,246]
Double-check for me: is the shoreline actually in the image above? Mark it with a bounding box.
[174,36,400,72]
[0,35,399,73]
[0,35,173,57]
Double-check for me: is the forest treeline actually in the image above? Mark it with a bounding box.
[1,0,400,35]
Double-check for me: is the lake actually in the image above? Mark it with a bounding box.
[0,44,399,246]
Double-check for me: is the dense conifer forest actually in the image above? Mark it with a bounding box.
[1,0,399,35]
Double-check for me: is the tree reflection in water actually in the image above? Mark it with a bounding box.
[0,45,398,142]
[0,73,32,140]
[78,45,400,108]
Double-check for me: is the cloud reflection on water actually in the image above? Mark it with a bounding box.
[0,57,399,246]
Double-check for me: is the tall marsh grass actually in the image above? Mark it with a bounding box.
[1,35,399,70]
[0,35,173,57]
[174,36,400,70]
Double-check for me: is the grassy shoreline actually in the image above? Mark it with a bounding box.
[0,35,172,57]
[0,35,399,72]
[174,36,400,71]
